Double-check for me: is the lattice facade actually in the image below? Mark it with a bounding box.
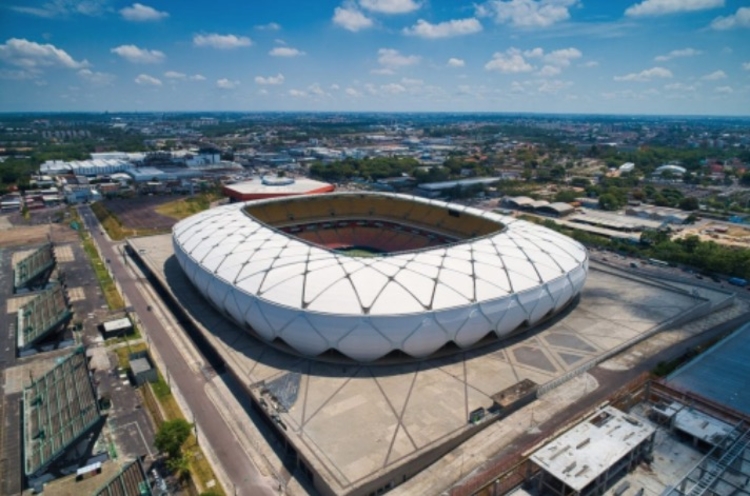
[173,193,588,361]
[23,348,102,477]
[17,284,72,351]
[13,243,56,291]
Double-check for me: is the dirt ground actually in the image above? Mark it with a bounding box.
[103,197,184,231]
[677,222,750,248]
[0,209,78,248]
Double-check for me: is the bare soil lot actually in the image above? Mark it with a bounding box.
[103,196,185,231]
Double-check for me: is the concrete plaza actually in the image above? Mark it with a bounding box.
[131,234,719,496]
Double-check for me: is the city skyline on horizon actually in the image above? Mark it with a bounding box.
[1,0,749,116]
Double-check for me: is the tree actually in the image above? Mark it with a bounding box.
[598,193,623,211]
[679,197,699,211]
[740,172,750,187]
[167,454,191,481]
[155,419,193,459]
[554,190,579,203]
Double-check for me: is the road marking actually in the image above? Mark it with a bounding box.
[113,421,153,457]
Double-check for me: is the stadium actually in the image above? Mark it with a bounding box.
[172,192,589,362]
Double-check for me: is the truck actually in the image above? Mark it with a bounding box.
[728,277,748,287]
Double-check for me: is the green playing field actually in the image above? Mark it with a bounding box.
[335,246,384,257]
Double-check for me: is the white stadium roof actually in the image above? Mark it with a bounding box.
[173,193,588,361]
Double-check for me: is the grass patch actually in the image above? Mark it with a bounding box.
[113,341,148,370]
[155,193,222,220]
[151,372,172,400]
[91,201,169,240]
[144,373,226,496]
[81,234,125,310]
[148,378,225,494]
[71,206,125,310]
[105,326,142,346]
[184,436,223,494]
[91,202,128,241]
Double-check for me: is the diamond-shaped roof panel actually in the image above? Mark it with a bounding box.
[173,192,589,361]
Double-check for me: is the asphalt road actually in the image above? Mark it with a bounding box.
[78,205,275,496]
[588,247,750,301]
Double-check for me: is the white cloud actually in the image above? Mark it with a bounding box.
[78,68,114,85]
[715,86,733,94]
[487,47,580,76]
[625,0,723,17]
[193,34,252,49]
[579,60,598,67]
[710,7,750,30]
[477,0,579,28]
[743,62,750,71]
[485,48,534,73]
[0,38,88,69]
[345,87,361,96]
[333,6,373,32]
[308,83,326,96]
[542,47,582,66]
[371,68,395,75]
[9,0,108,18]
[164,71,186,79]
[401,77,423,85]
[381,83,406,94]
[190,74,206,81]
[447,57,465,67]
[510,81,528,94]
[378,48,420,68]
[523,47,544,58]
[654,48,702,62]
[289,89,307,97]
[538,79,572,93]
[359,0,421,14]
[0,69,38,80]
[269,47,305,57]
[614,66,672,81]
[665,82,697,91]
[254,73,285,85]
[701,70,727,80]
[538,65,561,76]
[119,3,168,22]
[134,74,162,86]
[403,18,482,38]
[255,22,281,30]
[216,78,239,89]
[111,45,165,64]
[330,84,340,90]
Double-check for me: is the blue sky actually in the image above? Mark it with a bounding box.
[0,0,748,115]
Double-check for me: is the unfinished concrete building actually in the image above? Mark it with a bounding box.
[530,406,655,496]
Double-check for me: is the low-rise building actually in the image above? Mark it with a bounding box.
[530,406,655,496]
[223,176,335,201]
